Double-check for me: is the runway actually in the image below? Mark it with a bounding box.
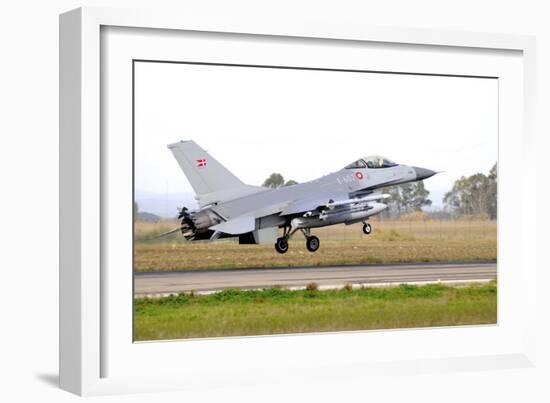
[134,262,497,297]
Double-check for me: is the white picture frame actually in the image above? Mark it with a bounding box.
[59,6,537,396]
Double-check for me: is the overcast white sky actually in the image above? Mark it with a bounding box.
[134,62,497,207]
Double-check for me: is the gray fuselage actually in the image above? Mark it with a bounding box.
[211,164,416,222]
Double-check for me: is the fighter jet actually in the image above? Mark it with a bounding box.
[164,140,436,253]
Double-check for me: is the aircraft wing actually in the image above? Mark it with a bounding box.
[280,193,390,216]
[279,197,328,216]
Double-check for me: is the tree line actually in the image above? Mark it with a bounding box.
[443,163,497,219]
[262,173,298,188]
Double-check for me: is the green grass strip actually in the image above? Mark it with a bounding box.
[134,282,496,341]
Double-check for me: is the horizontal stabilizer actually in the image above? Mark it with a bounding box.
[210,215,255,235]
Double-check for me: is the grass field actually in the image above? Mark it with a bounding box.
[134,282,497,341]
[134,218,496,272]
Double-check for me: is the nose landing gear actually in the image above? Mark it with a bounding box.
[362,222,372,235]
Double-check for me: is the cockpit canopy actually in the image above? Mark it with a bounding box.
[345,155,398,169]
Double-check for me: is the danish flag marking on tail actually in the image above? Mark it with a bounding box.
[196,159,207,167]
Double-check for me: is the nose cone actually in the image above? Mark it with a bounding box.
[412,166,437,181]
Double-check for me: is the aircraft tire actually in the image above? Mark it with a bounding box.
[362,223,372,235]
[275,237,289,254]
[306,236,320,252]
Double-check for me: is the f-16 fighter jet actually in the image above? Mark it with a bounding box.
[164,140,436,253]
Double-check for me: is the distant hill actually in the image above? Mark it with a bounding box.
[135,190,198,218]
[136,211,161,222]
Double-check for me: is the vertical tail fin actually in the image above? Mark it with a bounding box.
[168,140,263,206]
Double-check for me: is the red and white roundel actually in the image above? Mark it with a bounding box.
[355,171,364,180]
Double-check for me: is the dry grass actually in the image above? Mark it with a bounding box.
[134,218,496,272]
[134,219,182,243]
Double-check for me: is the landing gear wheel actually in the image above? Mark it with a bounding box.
[306,236,320,252]
[275,237,289,254]
[362,223,372,235]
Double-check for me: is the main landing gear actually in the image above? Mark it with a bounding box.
[274,237,289,254]
[362,222,372,235]
[306,235,320,252]
[274,227,320,254]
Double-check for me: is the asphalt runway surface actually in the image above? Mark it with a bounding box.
[134,262,497,296]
